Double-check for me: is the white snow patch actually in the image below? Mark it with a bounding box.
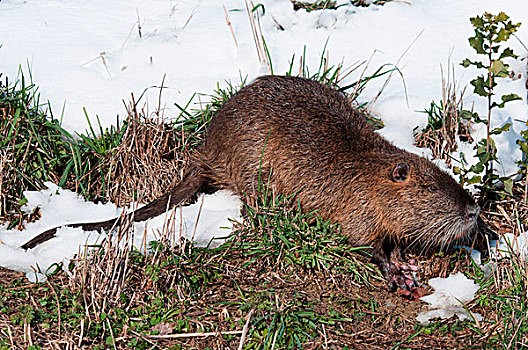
[490,232,528,260]
[0,183,242,282]
[417,272,482,325]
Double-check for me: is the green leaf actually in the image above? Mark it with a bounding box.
[502,177,513,195]
[495,27,509,42]
[499,47,517,59]
[461,58,472,68]
[490,60,504,75]
[492,94,522,109]
[469,36,485,54]
[517,140,528,154]
[461,58,485,69]
[459,110,474,120]
[478,151,490,163]
[502,93,521,103]
[470,16,484,28]
[470,162,485,174]
[496,71,509,78]
[467,176,482,184]
[490,122,511,135]
[106,336,115,346]
[495,12,509,22]
[470,76,489,97]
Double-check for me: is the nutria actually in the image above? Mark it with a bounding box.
[22,75,483,291]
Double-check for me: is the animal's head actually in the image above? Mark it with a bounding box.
[371,152,479,252]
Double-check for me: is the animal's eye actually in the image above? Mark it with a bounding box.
[427,184,439,193]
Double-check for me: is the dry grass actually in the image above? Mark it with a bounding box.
[99,99,188,207]
[480,178,528,237]
[245,0,272,73]
[0,148,10,218]
[414,66,472,167]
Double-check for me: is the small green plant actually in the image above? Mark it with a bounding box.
[455,12,521,196]
[0,73,71,219]
[228,190,378,285]
[291,0,394,11]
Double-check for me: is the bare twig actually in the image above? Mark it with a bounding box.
[78,318,84,348]
[523,174,528,203]
[244,0,271,71]
[181,10,195,31]
[136,9,142,38]
[156,73,166,117]
[223,5,238,48]
[107,318,118,350]
[191,193,205,242]
[238,309,255,350]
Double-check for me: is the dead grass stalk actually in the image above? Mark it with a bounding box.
[415,64,472,167]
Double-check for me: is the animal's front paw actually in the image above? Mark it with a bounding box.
[387,260,424,300]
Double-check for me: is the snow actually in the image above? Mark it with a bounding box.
[0,0,527,321]
[490,232,528,259]
[421,232,528,325]
[0,183,242,282]
[417,272,482,325]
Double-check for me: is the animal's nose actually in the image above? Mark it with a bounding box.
[466,204,480,220]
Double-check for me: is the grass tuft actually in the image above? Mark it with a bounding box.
[225,191,379,286]
[0,73,73,226]
[414,65,473,168]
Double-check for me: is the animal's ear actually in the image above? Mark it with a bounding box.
[392,162,410,183]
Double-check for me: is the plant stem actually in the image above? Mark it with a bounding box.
[523,170,528,203]
[486,34,493,183]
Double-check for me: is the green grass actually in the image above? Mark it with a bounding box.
[475,245,528,348]
[0,72,125,225]
[0,73,71,216]
[225,192,379,284]
[0,71,243,225]
[173,76,246,151]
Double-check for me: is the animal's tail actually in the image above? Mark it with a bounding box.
[21,167,206,250]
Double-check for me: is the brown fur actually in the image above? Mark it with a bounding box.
[22,76,480,290]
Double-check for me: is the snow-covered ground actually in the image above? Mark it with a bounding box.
[1,0,528,322]
[0,183,242,282]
